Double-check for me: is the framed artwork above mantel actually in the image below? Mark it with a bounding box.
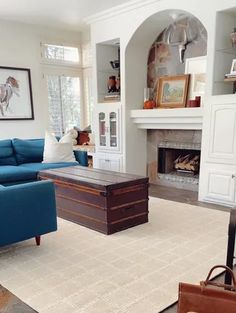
[156,74,190,108]
[0,66,34,120]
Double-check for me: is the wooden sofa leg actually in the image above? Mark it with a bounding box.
[35,236,41,246]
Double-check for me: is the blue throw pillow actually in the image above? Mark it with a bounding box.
[12,138,45,164]
[0,140,17,166]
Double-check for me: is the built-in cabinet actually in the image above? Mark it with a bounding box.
[200,6,236,207]
[93,153,123,171]
[93,102,123,172]
[96,39,120,103]
[208,104,236,163]
[200,98,236,206]
[90,0,236,206]
[213,11,236,96]
[92,38,123,172]
[93,103,122,172]
[95,103,121,152]
[203,166,236,205]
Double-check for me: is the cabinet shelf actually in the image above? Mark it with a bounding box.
[216,48,236,55]
[96,39,120,104]
[224,77,236,82]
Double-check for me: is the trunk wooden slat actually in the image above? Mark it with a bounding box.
[38,166,149,234]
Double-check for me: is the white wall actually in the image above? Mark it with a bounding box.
[0,20,81,139]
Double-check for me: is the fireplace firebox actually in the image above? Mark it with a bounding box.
[157,141,201,191]
[158,147,201,175]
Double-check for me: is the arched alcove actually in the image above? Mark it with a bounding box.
[124,9,208,179]
[125,9,207,110]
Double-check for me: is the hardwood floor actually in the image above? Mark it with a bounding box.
[149,184,230,212]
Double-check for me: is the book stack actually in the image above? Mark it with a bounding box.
[104,94,120,102]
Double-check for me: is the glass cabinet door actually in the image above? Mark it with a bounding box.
[96,106,120,152]
[109,112,117,148]
[99,112,106,147]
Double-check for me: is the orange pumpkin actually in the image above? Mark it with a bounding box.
[143,100,155,109]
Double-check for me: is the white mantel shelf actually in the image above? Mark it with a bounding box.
[130,107,204,130]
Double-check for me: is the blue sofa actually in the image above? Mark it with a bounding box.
[0,180,57,247]
[0,138,87,247]
[0,138,88,186]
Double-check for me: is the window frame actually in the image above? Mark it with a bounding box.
[40,41,82,68]
[42,65,85,134]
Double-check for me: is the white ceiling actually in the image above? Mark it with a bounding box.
[0,0,132,31]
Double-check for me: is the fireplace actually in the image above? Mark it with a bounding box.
[158,145,201,175]
[156,141,201,191]
[147,129,202,191]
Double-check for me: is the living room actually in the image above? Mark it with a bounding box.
[0,0,236,312]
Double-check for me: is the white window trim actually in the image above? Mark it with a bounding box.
[40,41,82,68]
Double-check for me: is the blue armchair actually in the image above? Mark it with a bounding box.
[0,180,57,247]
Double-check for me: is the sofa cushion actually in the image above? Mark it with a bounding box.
[0,140,17,166]
[12,138,44,164]
[43,132,76,163]
[0,166,37,184]
[73,150,88,167]
[19,162,79,172]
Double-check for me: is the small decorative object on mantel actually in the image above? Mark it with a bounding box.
[156,74,190,108]
[143,87,155,109]
[186,96,201,107]
[230,28,236,49]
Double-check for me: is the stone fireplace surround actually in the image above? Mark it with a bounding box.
[147,129,202,191]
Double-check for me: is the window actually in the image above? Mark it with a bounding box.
[42,42,93,135]
[42,43,80,64]
[47,74,81,136]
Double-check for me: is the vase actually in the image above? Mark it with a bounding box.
[107,76,117,93]
[143,88,155,109]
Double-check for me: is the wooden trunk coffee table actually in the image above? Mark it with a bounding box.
[38,166,149,234]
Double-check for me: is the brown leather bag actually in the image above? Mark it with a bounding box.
[177,265,236,313]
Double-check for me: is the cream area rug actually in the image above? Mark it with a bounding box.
[0,197,229,313]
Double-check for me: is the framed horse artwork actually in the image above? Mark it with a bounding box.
[0,66,34,120]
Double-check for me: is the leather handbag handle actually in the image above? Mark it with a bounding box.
[201,265,236,291]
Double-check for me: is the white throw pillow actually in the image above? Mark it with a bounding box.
[43,132,76,163]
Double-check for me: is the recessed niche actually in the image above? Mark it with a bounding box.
[147,14,207,101]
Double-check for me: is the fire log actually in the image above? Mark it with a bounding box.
[174,154,199,172]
